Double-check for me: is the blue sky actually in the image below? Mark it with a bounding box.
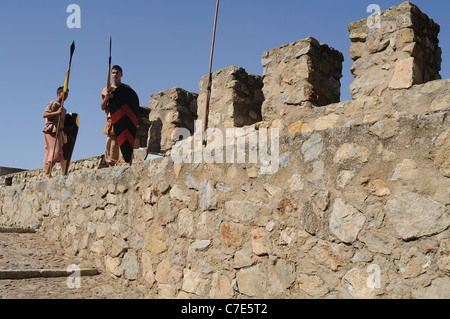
[0,0,448,170]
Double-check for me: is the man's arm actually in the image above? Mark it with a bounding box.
[101,91,113,111]
[43,106,63,119]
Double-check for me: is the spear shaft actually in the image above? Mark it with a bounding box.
[107,37,114,93]
[51,42,75,173]
[202,0,220,146]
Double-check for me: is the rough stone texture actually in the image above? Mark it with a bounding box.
[1,109,448,299]
[197,65,264,132]
[261,37,343,124]
[329,198,366,244]
[259,78,450,137]
[385,192,450,240]
[135,106,151,149]
[147,87,198,154]
[0,148,149,186]
[1,2,449,299]
[348,1,441,99]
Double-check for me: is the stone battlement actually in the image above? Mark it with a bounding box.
[0,2,449,299]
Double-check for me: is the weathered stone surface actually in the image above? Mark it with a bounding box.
[301,133,323,161]
[155,259,182,284]
[198,66,263,132]
[250,228,268,256]
[334,143,369,164]
[182,268,208,296]
[220,222,243,247]
[0,3,448,300]
[267,259,295,296]
[233,244,254,269]
[199,180,217,211]
[389,57,421,89]
[261,36,343,124]
[310,240,345,271]
[122,251,139,280]
[397,247,428,278]
[236,265,266,297]
[348,2,441,99]
[365,179,391,197]
[437,239,450,273]
[144,226,167,253]
[142,252,155,285]
[386,192,449,240]
[411,277,450,299]
[105,256,122,277]
[148,87,198,153]
[358,230,396,255]
[391,159,418,181]
[369,119,399,139]
[433,128,450,177]
[177,208,194,238]
[210,272,234,299]
[225,200,263,222]
[342,267,380,299]
[298,273,329,297]
[110,237,129,258]
[329,199,365,244]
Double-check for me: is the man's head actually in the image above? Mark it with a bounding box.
[57,86,69,101]
[111,65,123,85]
[112,65,123,74]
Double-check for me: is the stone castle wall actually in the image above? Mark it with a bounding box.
[0,108,448,298]
[0,2,449,299]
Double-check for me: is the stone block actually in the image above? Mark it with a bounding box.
[348,1,441,99]
[147,87,198,153]
[197,65,263,131]
[261,36,343,122]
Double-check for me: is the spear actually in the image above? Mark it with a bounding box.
[202,0,220,146]
[107,37,115,93]
[51,41,75,173]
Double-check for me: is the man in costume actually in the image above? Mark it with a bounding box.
[43,87,68,178]
[101,65,139,167]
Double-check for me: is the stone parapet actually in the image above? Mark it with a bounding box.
[0,148,149,187]
[348,1,441,99]
[261,79,449,137]
[197,66,264,131]
[261,37,344,123]
[147,88,198,153]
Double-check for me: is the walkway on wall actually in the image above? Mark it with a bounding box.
[0,228,143,299]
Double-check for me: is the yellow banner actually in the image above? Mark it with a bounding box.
[63,65,71,93]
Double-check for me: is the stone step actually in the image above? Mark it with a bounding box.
[0,231,98,282]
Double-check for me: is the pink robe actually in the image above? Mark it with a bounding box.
[43,101,66,164]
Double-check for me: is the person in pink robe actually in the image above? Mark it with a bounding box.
[43,87,68,178]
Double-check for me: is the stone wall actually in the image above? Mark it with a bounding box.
[0,106,448,298]
[0,1,449,299]
[262,79,449,137]
[0,148,149,187]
